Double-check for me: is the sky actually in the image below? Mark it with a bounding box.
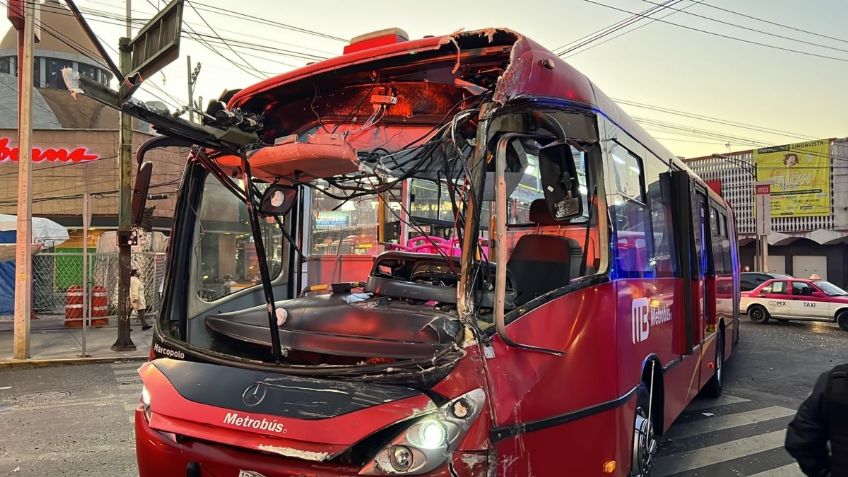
[71,0,848,159]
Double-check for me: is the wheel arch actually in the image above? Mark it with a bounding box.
[834,307,848,321]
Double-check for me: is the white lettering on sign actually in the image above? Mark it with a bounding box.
[153,342,185,360]
[632,298,673,343]
[632,298,650,343]
[224,412,285,433]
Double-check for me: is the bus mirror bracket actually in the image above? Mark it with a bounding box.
[258,185,298,216]
[493,134,564,357]
[132,161,153,227]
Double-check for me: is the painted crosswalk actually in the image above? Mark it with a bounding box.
[654,393,805,476]
[110,361,143,423]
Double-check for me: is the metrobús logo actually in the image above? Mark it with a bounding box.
[224,412,285,434]
[153,342,185,360]
[631,297,673,344]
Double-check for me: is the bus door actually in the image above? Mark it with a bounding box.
[668,171,706,404]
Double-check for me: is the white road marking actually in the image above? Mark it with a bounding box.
[110,362,143,370]
[748,463,805,477]
[653,430,786,476]
[685,394,749,411]
[111,368,141,376]
[666,406,796,440]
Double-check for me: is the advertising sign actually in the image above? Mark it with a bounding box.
[754,139,830,217]
[0,138,98,162]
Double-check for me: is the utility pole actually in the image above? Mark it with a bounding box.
[186,55,200,122]
[12,0,35,359]
[112,1,135,351]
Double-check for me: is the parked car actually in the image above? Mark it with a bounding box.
[741,278,848,331]
[740,272,791,291]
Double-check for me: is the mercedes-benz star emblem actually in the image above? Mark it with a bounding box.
[242,382,267,407]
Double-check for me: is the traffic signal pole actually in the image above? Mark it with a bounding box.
[112,4,135,351]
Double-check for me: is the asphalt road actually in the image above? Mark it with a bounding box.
[0,319,845,477]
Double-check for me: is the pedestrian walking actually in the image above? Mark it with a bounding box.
[130,268,151,331]
[785,364,848,477]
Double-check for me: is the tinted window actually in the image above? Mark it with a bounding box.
[792,281,814,296]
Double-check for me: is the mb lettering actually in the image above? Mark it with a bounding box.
[153,343,185,360]
[632,298,650,343]
[632,298,672,343]
[224,413,285,433]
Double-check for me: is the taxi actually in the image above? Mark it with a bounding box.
[741,278,848,331]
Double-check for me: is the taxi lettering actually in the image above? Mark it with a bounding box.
[803,302,816,308]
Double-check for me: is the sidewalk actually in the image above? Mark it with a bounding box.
[0,315,151,366]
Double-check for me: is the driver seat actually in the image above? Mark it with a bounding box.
[507,200,581,306]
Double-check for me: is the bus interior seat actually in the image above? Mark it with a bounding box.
[528,199,592,277]
[507,200,584,306]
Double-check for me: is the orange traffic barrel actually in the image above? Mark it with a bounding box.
[64,285,83,328]
[91,286,109,327]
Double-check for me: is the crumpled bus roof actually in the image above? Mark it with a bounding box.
[228,27,692,177]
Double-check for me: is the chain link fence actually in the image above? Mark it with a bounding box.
[32,251,167,319]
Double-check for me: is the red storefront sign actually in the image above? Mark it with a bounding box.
[0,137,98,163]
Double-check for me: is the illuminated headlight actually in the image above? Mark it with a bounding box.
[360,388,485,475]
[140,385,152,421]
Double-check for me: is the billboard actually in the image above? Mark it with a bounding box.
[754,139,831,217]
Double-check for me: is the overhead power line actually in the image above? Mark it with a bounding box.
[190,1,348,42]
[584,0,848,63]
[614,98,819,141]
[564,0,706,58]
[554,0,683,56]
[697,1,848,45]
[639,0,848,55]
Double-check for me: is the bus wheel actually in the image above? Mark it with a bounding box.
[748,305,770,324]
[630,385,657,477]
[702,331,724,398]
[837,311,848,332]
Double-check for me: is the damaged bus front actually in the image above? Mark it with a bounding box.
[131,27,697,477]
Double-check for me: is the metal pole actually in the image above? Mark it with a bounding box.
[112,4,135,351]
[762,237,769,273]
[13,0,35,360]
[186,55,194,123]
[81,190,90,357]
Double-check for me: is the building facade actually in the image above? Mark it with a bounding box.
[684,139,848,287]
[0,0,188,246]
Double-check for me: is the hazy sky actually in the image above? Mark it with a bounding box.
[74,0,848,158]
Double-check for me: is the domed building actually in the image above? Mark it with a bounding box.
[0,0,186,226]
[0,0,188,315]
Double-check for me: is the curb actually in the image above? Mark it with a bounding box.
[0,355,148,369]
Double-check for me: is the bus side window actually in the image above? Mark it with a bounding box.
[608,142,653,277]
[646,156,676,277]
[710,205,725,275]
[720,212,732,273]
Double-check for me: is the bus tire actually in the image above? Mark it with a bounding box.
[702,331,725,398]
[748,305,770,324]
[837,311,848,332]
[630,383,657,476]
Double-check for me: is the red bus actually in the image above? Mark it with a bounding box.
[131,28,740,477]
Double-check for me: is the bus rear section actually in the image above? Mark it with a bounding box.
[133,28,738,476]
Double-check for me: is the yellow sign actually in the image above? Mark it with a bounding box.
[754,139,831,217]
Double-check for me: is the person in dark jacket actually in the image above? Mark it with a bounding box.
[785,364,848,477]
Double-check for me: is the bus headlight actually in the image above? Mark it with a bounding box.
[360,388,485,475]
[140,385,152,421]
